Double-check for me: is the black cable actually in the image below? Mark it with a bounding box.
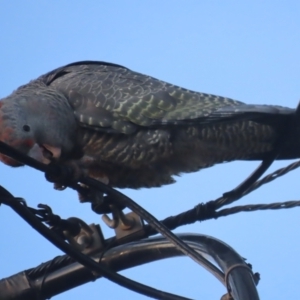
[241,159,300,196]
[1,144,299,298]
[215,200,300,218]
[27,255,73,279]
[1,112,300,297]
[0,141,47,172]
[0,141,206,297]
[79,177,213,268]
[2,136,300,274]
[221,156,277,202]
[215,159,300,209]
[141,159,300,236]
[4,144,214,271]
[0,193,192,300]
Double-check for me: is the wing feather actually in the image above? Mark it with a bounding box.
[42,61,294,134]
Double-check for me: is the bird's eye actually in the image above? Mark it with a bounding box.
[22,125,31,132]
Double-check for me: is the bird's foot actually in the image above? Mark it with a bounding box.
[46,161,86,188]
[77,183,103,203]
[77,175,109,203]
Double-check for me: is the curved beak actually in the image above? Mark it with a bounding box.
[28,143,61,164]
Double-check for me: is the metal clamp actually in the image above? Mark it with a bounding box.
[102,205,145,240]
[63,218,105,255]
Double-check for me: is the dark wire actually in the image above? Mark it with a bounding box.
[142,159,300,236]
[0,192,192,300]
[215,200,300,218]
[0,141,200,300]
[81,177,213,268]
[0,140,216,272]
[1,127,300,297]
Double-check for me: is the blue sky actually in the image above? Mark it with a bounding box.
[1,1,300,299]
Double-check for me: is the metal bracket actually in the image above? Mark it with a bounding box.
[63,218,105,255]
[102,205,145,240]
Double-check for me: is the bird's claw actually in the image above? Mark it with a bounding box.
[77,183,104,203]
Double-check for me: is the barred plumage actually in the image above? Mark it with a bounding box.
[0,61,299,189]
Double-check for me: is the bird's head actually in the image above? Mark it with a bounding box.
[0,87,78,167]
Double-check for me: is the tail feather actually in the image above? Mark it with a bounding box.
[208,104,294,125]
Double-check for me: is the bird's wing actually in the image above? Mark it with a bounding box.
[205,104,294,126]
[43,61,294,134]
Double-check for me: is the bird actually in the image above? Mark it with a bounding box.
[0,61,299,189]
